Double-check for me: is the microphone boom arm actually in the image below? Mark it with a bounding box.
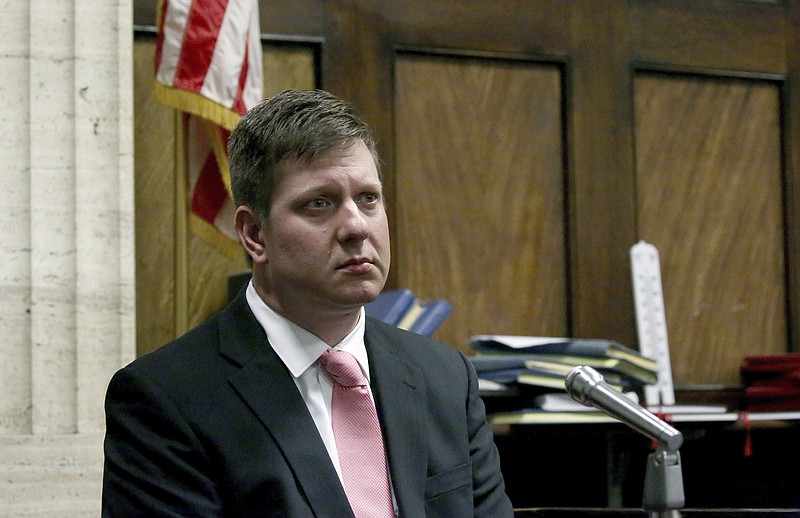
[565,365,683,450]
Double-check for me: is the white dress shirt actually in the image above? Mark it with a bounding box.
[244,280,375,483]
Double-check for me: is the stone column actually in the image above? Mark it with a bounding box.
[0,0,135,515]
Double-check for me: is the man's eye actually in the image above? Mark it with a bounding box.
[361,193,379,204]
[308,198,328,209]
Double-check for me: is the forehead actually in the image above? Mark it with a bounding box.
[274,140,381,191]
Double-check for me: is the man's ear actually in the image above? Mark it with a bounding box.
[235,206,268,264]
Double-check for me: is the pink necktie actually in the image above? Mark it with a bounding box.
[319,349,394,518]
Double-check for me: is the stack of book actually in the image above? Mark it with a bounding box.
[364,288,452,337]
[468,335,659,424]
[741,353,800,411]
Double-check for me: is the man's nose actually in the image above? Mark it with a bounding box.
[336,200,370,241]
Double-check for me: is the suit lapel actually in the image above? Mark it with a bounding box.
[366,322,428,517]
[218,291,354,518]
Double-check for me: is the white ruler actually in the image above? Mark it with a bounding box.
[630,240,675,406]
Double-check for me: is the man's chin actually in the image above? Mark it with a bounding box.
[338,281,385,306]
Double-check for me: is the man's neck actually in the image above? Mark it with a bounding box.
[295,312,361,346]
[254,286,361,346]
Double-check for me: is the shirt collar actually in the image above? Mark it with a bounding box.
[245,280,370,380]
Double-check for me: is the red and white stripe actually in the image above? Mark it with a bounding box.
[155,0,263,243]
[186,118,239,240]
[156,0,262,114]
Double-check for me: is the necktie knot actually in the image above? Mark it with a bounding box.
[319,349,366,388]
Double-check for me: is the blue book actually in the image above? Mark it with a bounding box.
[469,335,657,372]
[408,300,452,336]
[470,356,639,388]
[364,289,416,325]
[477,365,627,391]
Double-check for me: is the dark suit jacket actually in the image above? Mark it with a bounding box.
[102,289,513,517]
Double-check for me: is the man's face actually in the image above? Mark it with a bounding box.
[258,140,390,317]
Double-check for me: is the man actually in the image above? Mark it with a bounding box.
[102,89,513,517]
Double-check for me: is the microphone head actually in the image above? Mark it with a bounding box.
[566,365,685,450]
[565,365,604,406]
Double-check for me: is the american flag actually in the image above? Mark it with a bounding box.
[154,0,263,247]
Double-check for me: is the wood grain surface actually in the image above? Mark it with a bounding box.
[634,74,786,384]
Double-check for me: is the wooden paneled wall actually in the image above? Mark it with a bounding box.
[393,54,568,341]
[634,74,787,384]
[133,0,800,386]
[133,37,179,357]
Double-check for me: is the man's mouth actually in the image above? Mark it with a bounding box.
[338,257,373,273]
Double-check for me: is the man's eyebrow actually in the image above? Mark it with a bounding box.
[289,183,334,199]
[359,179,384,190]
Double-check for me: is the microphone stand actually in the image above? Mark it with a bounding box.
[642,443,685,518]
[565,365,685,517]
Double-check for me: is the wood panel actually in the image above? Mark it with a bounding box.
[394,53,567,351]
[785,0,800,357]
[630,0,788,74]
[567,3,639,345]
[133,38,177,356]
[634,73,786,384]
[133,37,316,356]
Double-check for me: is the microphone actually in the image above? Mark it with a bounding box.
[565,365,683,451]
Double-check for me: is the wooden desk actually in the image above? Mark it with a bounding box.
[493,412,800,510]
